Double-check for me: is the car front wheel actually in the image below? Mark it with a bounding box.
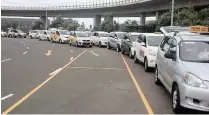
[134,53,138,63]
[129,50,133,59]
[144,58,150,72]
[107,42,111,49]
[116,45,121,52]
[154,66,161,85]
[172,85,183,113]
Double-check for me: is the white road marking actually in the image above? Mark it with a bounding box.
[1,94,14,101]
[1,58,11,63]
[23,44,26,46]
[21,42,23,43]
[70,50,73,53]
[27,47,30,49]
[90,51,99,56]
[49,68,63,76]
[60,46,65,48]
[22,51,28,55]
[70,57,74,61]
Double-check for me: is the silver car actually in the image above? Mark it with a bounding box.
[107,32,127,52]
[155,31,209,113]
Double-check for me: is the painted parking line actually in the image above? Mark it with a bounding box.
[90,51,99,56]
[2,50,87,114]
[120,53,154,115]
[1,94,14,101]
[1,58,11,63]
[68,66,127,71]
[22,51,28,55]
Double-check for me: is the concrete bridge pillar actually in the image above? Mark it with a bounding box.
[40,16,49,30]
[93,15,101,28]
[140,12,146,25]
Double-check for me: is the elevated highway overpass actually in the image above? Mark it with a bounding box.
[2,0,209,27]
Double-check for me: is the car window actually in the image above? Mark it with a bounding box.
[160,36,173,52]
[168,39,177,55]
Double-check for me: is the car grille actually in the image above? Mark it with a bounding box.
[82,40,90,42]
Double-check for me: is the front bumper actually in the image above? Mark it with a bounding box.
[101,41,107,46]
[78,41,92,46]
[147,56,157,68]
[179,82,209,112]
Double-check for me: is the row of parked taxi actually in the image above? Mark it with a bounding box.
[30,26,209,113]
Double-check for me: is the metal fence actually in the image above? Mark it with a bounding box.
[1,0,150,10]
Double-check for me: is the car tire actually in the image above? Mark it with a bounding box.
[19,35,22,38]
[129,49,133,59]
[172,85,183,113]
[76,42,79,47]
[89,45,92,48]
[24,36,26,38]
[121,48,125,54]
[107,42,111,49]
[68,41,72,46]
[51,38,54,43]
[30,36,33,39]
[134,53,138,63]
[116,44,121,52]
[154,66,161,85]
[47,37,50,41]
[99,42,102,48]
[59,39,63,44]
[144,58,150,72]
[39,37,41,41]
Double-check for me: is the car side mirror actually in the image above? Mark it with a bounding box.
[141,42,146,47]
[164,52,176,61]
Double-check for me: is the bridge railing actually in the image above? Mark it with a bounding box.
[1,0,149,10]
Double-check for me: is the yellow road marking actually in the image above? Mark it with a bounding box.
[68,66,127,71]
[2,50,87,114]
[45,50,52,56]
[120,53,154,115]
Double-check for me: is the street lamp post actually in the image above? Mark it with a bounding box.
[171,0,174,26]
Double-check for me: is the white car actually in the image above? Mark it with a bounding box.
[17,30,27,38]
[51,30,70,44]
[38,30,50,41]
[29,30,38,39]
[1,31,7,37]
[133,33,164,71]
[91,31,109,47]
[8,29,19,38]
[69,31,93,47]
[106,32,127,51]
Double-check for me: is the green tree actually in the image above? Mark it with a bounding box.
[63,18,80,31]
[50,15,65,28]
[198,7,209,26]
[11,21,18,29]
[100,13,114,32]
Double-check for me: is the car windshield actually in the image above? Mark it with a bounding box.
[76,32,89,37]
[116,32,126,39]
[130,35,139,41]
[147,36,164,46]
[163,26,189,33]
[180,41,209,62]
[99,33,109,37]
[59,30,70,35]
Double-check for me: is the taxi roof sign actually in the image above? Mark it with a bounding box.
[189,26,208,33]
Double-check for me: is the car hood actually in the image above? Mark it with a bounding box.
[60,35,69,38]
[148,46,158,54]
[77,37,91,40]
[181,61,209,81]
[100,37,107,41]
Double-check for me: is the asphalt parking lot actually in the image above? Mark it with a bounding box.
[1,37,208,114]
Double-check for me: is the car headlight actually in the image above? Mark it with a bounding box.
[184,73,208,89]
[149,50,156,56]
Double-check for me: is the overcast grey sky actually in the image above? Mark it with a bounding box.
[2,0,155,28]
